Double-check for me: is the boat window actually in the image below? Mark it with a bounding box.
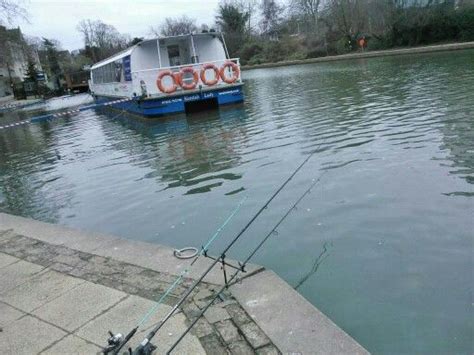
[168,45,181,66]
[92,59,124,84]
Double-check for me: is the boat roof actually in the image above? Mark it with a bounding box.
[90,32,223,70]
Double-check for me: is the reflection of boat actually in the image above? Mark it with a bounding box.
[89,32,244,117]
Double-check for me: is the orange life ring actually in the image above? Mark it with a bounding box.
[157,70,177,94]
[219,61,240,84]
[200,63,220,86]
[178,67,199,90]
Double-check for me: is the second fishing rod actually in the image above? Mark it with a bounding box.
[127,149,319,354]
[166,169,327,353]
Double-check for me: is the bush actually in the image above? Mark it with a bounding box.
[239,42,264,65]
[456,8,474,41]
[335,38,352,54]
[386,7,474,47]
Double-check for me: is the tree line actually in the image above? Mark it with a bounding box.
[2,0,473,90]
[216,0,474,65]
[76,0,474,65]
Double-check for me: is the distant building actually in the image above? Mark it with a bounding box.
[0,26,43,97]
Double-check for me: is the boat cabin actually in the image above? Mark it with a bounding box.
[89,32,242,100]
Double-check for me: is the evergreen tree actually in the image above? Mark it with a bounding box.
[24,58,38,83]
[42,38,62,92]
[216,2,250,57]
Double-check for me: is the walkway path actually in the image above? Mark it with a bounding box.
[0,213,368,354]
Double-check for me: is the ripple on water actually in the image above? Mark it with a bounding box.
[0,50,473,354]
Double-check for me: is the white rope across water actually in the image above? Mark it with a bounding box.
[0,120,31,130]
[0,97,134,131]
[0,99,45,113]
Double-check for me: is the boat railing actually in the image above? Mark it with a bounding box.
[131,58,242,97]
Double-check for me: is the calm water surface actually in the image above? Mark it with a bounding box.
[1,50,473,354]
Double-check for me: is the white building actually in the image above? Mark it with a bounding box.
[0,26,43,97]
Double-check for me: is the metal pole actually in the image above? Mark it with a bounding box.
[156,38,162,68]
[221,33,230,60]
[190,34,197,63]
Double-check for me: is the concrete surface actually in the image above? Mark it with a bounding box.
[0,212,369,354]
[231,270,369,354]
[0,256,205,354]
[0,213,262,286]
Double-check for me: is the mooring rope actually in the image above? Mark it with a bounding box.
[0,99,45,113]
[173,247,199,259]
[0,97,135,131]
[30,97,134,123]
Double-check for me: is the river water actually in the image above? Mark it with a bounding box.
[1,50,473,354]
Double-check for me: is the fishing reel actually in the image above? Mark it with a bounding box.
[128,339,157,355]
[102,331,124,354]
[102,327,157,355]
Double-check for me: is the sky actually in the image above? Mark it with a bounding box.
[16,0,221,51]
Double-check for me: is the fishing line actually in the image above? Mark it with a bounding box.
[167,169,327,353]
[126,148,321,354]
[104,196,247,354]
[136,196,246,327]
[294,241,331,291]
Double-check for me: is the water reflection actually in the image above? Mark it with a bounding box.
[94,106,249,195]
[0,122,75,222]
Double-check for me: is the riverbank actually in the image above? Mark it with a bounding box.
[242,41,474,70]
[0,213,368,354]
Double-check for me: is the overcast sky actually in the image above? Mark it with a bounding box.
[16,0,220,51]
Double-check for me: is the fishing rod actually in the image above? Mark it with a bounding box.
[166,170,327,354]
[127,150,320,355]
[102,197,247,355]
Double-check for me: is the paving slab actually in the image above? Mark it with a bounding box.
[0,252,19,269]
[239,322,271,349]
[215,319,242,343]
[0,213,368,354]
[136,311,207,354]
[0,260,45,294]
[0,315,66,354]
[41,334,101,354]
[231,270,369,355]
[0,301,25,327]
[77,294,171,345]
[0,270,85,312]
[228,340,254,355]
[204,305,232,324]
[32,281,127,332]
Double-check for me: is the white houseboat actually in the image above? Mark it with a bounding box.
[89,32,243,117]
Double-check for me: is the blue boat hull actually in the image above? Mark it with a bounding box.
[95,85,244,117]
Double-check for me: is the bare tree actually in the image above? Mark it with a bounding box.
[291,0,324,32]
[150,15,198,37]
[0,0,28,24]
[261,0,282,36]
[77,19,129,61]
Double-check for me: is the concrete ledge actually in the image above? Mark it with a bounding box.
[231,270,369,354]
[0,213,263,286]
[0,212,368,353]
[242,41,474,71]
